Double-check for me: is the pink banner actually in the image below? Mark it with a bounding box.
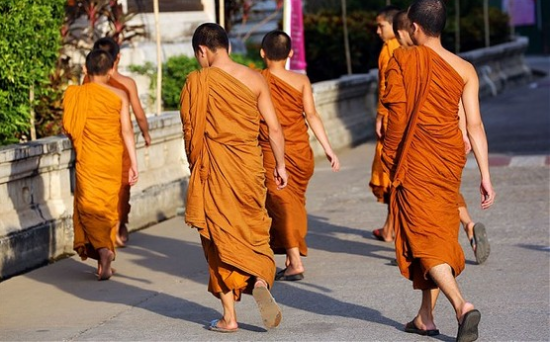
[503,0,536,26]
[289,0,306,72]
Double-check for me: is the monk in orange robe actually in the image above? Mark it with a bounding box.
[258,30,340,281]
[381,1,495,341]
[63,50,138,281]
[180,23,287,333]
[370,5,401,242]
[394,10,491,265]
[92,37,151,247]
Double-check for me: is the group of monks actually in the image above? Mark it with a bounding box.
[63,38,150,280]
[181,25,340,332]
[367,1,495,342]
[62,0,495,341]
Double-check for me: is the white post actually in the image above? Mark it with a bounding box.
[219,0,225,28]
[29,85,36,141]
[153,0,162,116]
[283,0,291,70]
[342,0,351,75]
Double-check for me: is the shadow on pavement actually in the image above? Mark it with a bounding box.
[24,258,220,327]
[307,214,396,263]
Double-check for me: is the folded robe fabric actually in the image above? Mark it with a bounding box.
[83,76,132,227]
[180,68,275,299]
[63,83,123,260]
[381,46,466,290]
[259,69,314,256]
[370,38,401,203]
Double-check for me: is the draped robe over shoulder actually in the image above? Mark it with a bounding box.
[381,46,466,290]
[370,38,401,202]
[180,68,275,299]
[259,69,314,256]
[83,76,132,227]
[63,83,123,260]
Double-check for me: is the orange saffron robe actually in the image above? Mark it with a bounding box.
[83,76,132,227]
[62,83,123,260]
[180,68,275,300]
[259,69,314,256]
[370,38,401,203]
[381,46,466,290]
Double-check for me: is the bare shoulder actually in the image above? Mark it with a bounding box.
[230,62,265,95]
[107,85,128,103]
[442,50,477,82]
[292,71,311,91]
[275,69,309,93]
[114,73,137,90]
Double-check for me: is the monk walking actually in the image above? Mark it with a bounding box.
[259,30,340,281]
[370,5,401,242]
[393,10,491,265]
[180,23,288,332]
[92,37,151,247]
[63,50,139,280]
[381,1,495,341]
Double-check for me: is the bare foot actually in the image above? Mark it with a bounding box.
[209,318,238,332]
[458,302,476,323]
[115,234,127,248]
[97,248,114,281]
[412,314,437,331]
[465,222,475,244]
[283,264,304,276]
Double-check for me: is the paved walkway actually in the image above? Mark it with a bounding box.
[0,57,548,341]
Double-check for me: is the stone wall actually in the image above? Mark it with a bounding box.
[0,38,532,280]
[0,114,188,280]
[460,36,531,98]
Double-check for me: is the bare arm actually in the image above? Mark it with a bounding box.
[458,98,471,154]
[120,93,139,186]
[462,65,495,209]
[302,79,340,171]
[127,78,151,146]
[257,77,287,188]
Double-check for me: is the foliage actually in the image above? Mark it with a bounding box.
[130,53,265,111]
[34,0,146,140]
[0,0,65,145]
[454,7,511,52]
[63,0,145,59]
[304,10,379,83]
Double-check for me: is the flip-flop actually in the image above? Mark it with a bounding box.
[404,320,440,336]
[208,319,238,333]
[275,268,304,281]
[252,285,282,329]
[456,309,481,342]
[472,223,490,264]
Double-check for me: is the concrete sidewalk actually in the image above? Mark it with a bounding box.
[1,56,548,342]
[1,140,548,341]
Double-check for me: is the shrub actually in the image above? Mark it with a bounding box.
[304,10,379,83]
[0,0,65,145]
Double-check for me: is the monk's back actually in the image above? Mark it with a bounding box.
[211,61,263,97]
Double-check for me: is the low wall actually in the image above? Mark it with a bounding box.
[460,36,532,98]
[0,114,188,280]
[0,38,532,280]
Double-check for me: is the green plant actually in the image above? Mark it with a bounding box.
[304,10,379,83]
[0,0,65,145]
[32,0,147,141]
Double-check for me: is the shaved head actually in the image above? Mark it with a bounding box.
[192,23,229,53]
[261,30,292,61]
[408,0,447,37]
